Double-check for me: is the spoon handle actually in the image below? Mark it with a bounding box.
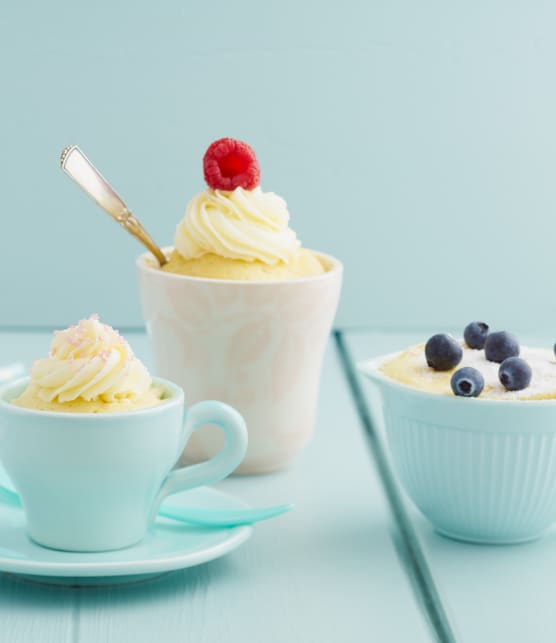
[158,503,293,527]
[0,481,292,528]
[0,484,21,508]
[60,146,167,266]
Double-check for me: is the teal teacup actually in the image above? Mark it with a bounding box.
[0,377,248,552]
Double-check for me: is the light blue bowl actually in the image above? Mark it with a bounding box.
[360,353,556,544]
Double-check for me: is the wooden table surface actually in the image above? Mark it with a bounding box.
[0,328,554,643]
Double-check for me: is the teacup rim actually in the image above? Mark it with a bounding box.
[358,350,556,407]
[0,376,184,419]
[136,247,343,285]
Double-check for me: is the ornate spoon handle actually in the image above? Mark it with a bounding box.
[60,145,167,266]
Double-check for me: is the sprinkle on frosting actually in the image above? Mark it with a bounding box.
[30,315,152,403]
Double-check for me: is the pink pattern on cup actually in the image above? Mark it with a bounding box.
[137,251,342,473]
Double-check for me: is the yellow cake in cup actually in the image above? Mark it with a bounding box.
[160,138,325,281]
[12,315,162,413]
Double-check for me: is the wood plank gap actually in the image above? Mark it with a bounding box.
[71,590,81,643]
[333,330,456,643]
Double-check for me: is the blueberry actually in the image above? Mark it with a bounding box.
[484,331,520,363]
[450,367,485,397]
[499,357,532,391]
[464,321,489,349]
[425,334,463,371]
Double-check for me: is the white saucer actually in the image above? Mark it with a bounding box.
[0,483,252,586]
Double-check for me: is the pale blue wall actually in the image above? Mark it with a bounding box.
[2,1,556,332]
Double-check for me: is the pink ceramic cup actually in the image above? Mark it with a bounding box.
[137,249,342,473]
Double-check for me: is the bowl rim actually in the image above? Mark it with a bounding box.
[358,350,556,407]
[0,376,184,420]
[136,247,343,286]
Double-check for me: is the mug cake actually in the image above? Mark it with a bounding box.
[359,321,556,544]
[137,137,342,473]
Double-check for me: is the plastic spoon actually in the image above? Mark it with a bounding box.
[0,482,292,528]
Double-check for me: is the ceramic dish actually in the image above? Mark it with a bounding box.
[360,352,556,544]
[0,465,252,586]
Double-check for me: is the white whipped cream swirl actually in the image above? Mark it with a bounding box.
[174,187,301,264]
[30,316,152,403]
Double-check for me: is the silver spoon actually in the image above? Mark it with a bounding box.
[0,483,292,528]
[60,145,168,266]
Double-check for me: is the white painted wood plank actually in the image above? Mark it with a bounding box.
[0,574,75,642]
[0,331,432,643]
[346,329,556,643]
[0,332,79,643]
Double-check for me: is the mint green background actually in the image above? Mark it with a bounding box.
[2,1,556,332]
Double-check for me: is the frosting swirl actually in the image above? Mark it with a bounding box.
[174,187,301,264]
[30,316,152,403]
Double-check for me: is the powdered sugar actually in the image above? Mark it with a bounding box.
[384,341,556,400]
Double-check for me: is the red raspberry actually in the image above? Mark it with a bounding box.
[203,138,261,191]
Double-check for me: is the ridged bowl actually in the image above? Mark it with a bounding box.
[360,353,556,544]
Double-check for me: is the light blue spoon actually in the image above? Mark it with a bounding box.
[0,483,292,528]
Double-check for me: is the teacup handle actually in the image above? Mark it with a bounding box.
[150,401,248,520]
